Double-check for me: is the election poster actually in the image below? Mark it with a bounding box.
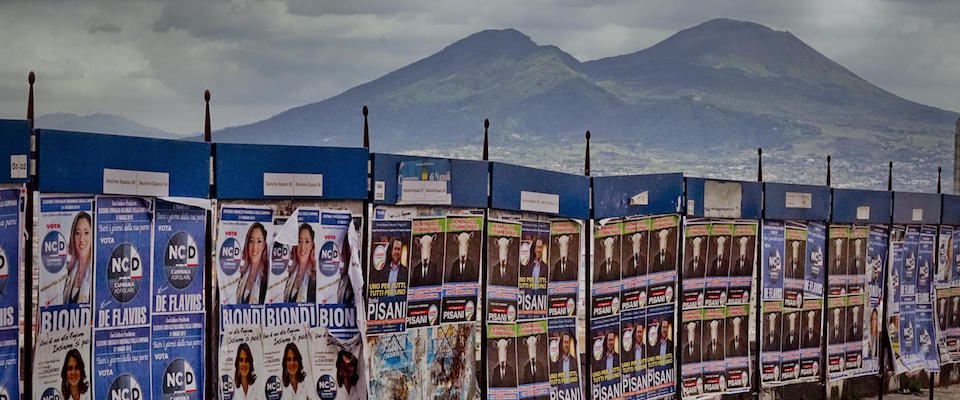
[217,205,275,305]
[311,326,368,400]
[151,199,207,400]
[38,195,95,307]
[93,325,151,400]
[936,225,960,364]
[442,215,482,324]
[519,221,549,321]
[0,188,20,400]
[33,306,93,400]
[886,225,941,374]
[488,323,520,400]
[266,209,321,305]
[220,324,266,400]
[548,220,580,319]
[590,315,621,400]
[487,220,521,323]
[826,225,887,381]
[151,313,204,400]
[407,217,444,329]
[262,321,315,400]
[680,219,755,399]
[153,200,205,315]
[367,322,478,400]
[516,320,549,400]
[366,219,411,334]
[620,219,646,314]
[548,317,582,400]
[761,220,826,386]
[592,221,622,319]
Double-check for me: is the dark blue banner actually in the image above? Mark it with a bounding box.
[153,200,206,315]
[152,313,204,400]
[94,196,152,329]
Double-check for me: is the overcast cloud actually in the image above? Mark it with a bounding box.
[1,0,958,135]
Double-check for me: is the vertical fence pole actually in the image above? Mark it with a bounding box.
[480,118,491,398]
[753,147,763,400]
[931,167,942,400]
[822,155,832,399]
[24,70,36,400]
[879,161,894,400]
[203,90,219,400]
[362,105,371,300]
[583,130,592,399]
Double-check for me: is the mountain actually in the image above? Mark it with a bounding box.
[213,19,958,190]
[37,112,180,139]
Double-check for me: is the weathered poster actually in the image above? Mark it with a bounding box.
[407,217,444,329]
[33,306,93,400]
[38,195,95,307]
[645,304,676,400]
[488,323,519,400]
[936,226,959,364]
[487,220,521,323]
[0,189,19,400]
[266,210,320,304]
[311,326,367,400]
[679,308,703,398]
[548,317,582,400]
[798,221,825,382]
[760,221,784,385]
[367,322,478,400]
[442,215,481,324]
[592,222,622,319]
[886,225,940,374]
[681,222,708,312]
[590,315,622,400]
[725,304,751,394]
[519,221,549,321]
[647,215,679,308]
[396,159,452,205]
[366,219,410,334]
[219,324,266,400]
[217,205,275,305]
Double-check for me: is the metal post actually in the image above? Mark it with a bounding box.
[480,118,491,398]
[203,90,218,400]
[583,130,592,398]
[24,70,36,400]
[931,168,942,400]
[753,150,764,400]
[878,161,894,400]
[822,155,832,399]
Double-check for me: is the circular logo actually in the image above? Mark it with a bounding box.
[464,301,475,321]
[316,374,337,400]
[220,374,234,400]
[41,387,62,400]
[264,375,282,400]
[271,243,290,276]
[622,329,633,352]
[108,243,143,302]
[162,358,198,400]
[665,286,674,302]
[549,338,560,362]
[0,245,7,292]
[219,238,242,276]
[318,241,341,277]
[638,290,647,307]
[164,232,200,289]
[611,297,620,315]
[648,323,659,347]
[565,299,575,316]
[428,305,439,325]
[41,230,68,274]
[372,245,387,271]
[109,374,143,400]
[506,305,516,322]
[593,338,603,361]
[519,242,531,266]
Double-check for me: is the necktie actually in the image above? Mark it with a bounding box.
[531,361,536,376]
[501,263,505,278]
[501,364,506,379]
[460,260,465,275]
[422,264,427,279]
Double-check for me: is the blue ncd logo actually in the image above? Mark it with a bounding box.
[264,375,282,400]
[315,374,337,400]
[318,241,341,277]
[163,358,198,399]
[40,387,62,400]
[271,242,290,276]
[41,230,67,273]
[164,232,199,289]
[0,245,7,295]
[219,238,241,276]
[109,374,143,400]
[108,243,143,302]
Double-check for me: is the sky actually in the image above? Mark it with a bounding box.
[1,0,958,135]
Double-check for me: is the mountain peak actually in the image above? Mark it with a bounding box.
[440,28,538,59]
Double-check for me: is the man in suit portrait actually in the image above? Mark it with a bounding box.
[594,236,620,282]
[520,238,547,289]
[682,320,701,363]
[551,332,577,383]
[380,238,408,295]
[727,316,747,357]
[519,334,547,384]
[623,232,647,279]
[446,231,479,283]
[489,338,517,388]
[490,237,517,287]
[409,234,441,287]
[650,228,675,273]
[650,318,673,360]
[550,234,577,282]
[684,235,706,279]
